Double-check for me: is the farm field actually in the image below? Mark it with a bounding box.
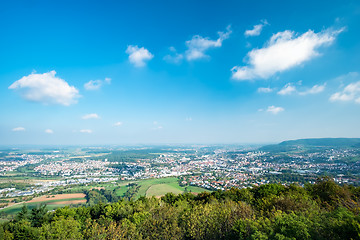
[135,177,209,198]
[0,177,209,219]
[27,193,86,202]
[146,184,183,196]
[0,193,87,218]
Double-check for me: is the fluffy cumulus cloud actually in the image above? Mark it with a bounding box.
[82,113,100,120]
[299,84,326,95]
[113,121,123,127]
[330,81,360,104]
[232,28,344,80]
[45,129,54,134]
[84,78,111,90]
[12,127,25,131]
[80,129,92,133]
[185,26,232,61]
[126,45,153,67]
[9,71,80,106]
[266,106,284,114]
[244,20,268,37]
[278,84,296,95]
[257,87,273,93]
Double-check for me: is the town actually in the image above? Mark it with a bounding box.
[0,142,359,198]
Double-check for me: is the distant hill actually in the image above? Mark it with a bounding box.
[259,138,360,152]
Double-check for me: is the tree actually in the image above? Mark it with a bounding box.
[15,205,29,222]
[30,204,48,227]
[39,217,82,240]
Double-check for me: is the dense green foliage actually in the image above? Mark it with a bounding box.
[85,189,120,205]
[1,177,359,239]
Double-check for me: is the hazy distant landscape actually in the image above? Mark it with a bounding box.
[0,137,359,221]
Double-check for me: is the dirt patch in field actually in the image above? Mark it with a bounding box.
[27,193,86,203]
[47,199,86,205]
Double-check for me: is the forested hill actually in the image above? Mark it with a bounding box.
[1,177,360,239]
[260,138,360,152]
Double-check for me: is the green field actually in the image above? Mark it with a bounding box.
[135,177,209,198]
[0,177,209,218]
[146,184,183,196]
[0,197,86,217]
[0,203,70,216]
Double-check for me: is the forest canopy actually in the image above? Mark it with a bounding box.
[1,177,359,240]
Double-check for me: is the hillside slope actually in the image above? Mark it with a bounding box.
[260,138,360,152]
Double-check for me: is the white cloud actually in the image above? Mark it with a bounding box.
[232,28,344,80]
[186,117,192,121]
[84,80,102,90]
[299,84,326,95]
[266,106,284,114]
[45,129,54,134]
[164,47,184,64]
[257,87,273,93]
[244,20,268,37]
[113,121,123,127]
[185,25,231,61]
[126,45,154,67]
[82,113,100,120]
[276,83,326,96]
[278,84,296,95]
[333,72,359,83]
[9,71,80,106]
[84,78,111,91]
[12,127,25,132]
[80,129,92,133]
[330,81,360,104]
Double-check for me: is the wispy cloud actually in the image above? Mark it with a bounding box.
[257,87,273,93]
[299,84,326,95]
[152,121,163,130]
[79,129,92,133]
[45,129,54,134]
[82,113,100,120]
[232,28,345,80]
[84,78,111,90]
[185,25,231,61]
[163,47,184,64]
[9,70,80,106]
[244,20,268,37]
[126,45,154,67]
[113,121,123,127]
[278,84,296,95]
[12,127,25,131]
[330,81,360,104]
[266,106,284,114]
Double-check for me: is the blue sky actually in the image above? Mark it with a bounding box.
[1,0,360,145]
